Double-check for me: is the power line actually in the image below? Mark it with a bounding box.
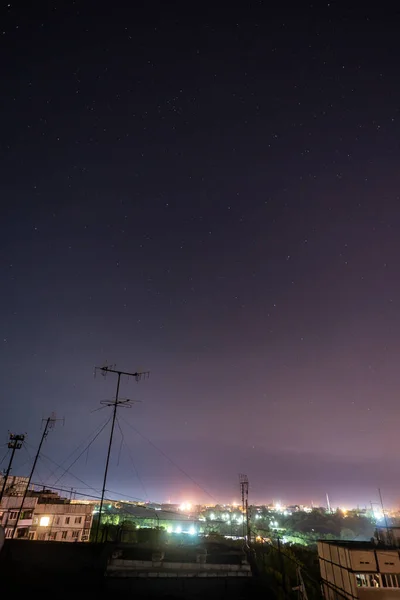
[0,448,10,467]
[42,415,112,485]
[116,417,149,501]
[120,415,219,504]
[34,448,102,497]
[52,416,112,486]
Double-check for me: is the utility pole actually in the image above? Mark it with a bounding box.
[239,473,250,544]
[326,492,331,515]
[277,535,288,599]
[0,433,25,502]
[94,364,149,541]
[12,415,59,539]
[378,488,390,538]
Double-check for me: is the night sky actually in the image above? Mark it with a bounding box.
[2,1,400,509]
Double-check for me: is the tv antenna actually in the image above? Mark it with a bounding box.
[94,364,150,540]
[12,414,63,538]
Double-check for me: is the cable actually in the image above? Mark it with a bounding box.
[116,417,123,467]
[22,443,45,486]
[42,415,113,484]
[116,417,149,500]
[52,415,112,486]
[24,440,102,497]
[0,448,10,467]
[120,415,219,504]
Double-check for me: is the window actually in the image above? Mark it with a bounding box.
[71,530,79,539]
[356,574,381,588]
[37,533,46,541]
[65,517,70,524]
[5,529,13,538]
[9,511,18,520]
[39,516,50,527]
[61,531,68,539]
[28,532,35,540]
[49,532,57,541]
[75,516,82,524]
[55,517,61,525]
[382,574,400,588]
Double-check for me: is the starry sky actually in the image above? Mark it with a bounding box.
[1,1,400,509]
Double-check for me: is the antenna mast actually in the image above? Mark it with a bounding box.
[94,364,149,541]
[239,473,250,544]
[12,414,61,538]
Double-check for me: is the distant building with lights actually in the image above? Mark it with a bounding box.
[0,491,93,541]
[318,538,400,599]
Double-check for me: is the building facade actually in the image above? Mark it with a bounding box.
[0,475,29,496]
[0,496,35,539]
[0,494,93,542]
[318,540,400,600]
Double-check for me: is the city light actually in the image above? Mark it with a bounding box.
[40,516,50,527]
[373,509,384,521]
[189,526,196,535]
[167,526,172,533]
[179,502,192,512]
[175,526,182,534]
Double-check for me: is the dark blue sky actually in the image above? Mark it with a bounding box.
[1,1,400,508]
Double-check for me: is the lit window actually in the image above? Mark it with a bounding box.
[40,516,50,527]
[356,574,381,588]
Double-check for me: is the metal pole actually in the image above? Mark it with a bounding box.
[96,372,121,541]
[277,536,288,599]
[12,419,51,539]
[378,488,390,538]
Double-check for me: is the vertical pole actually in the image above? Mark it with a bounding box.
[0,447,17,502]
[96,372,121,541]
[277,536,287,599]
[241,481,245,540]
[378,488,390,538]
[245,494,250,544]
[12,418,51,539]
[0,434,25,502]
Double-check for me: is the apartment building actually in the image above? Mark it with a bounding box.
[318,539,400,600]
[0,493,93,542]
[0,496,36,539]
[31,502,93,542]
